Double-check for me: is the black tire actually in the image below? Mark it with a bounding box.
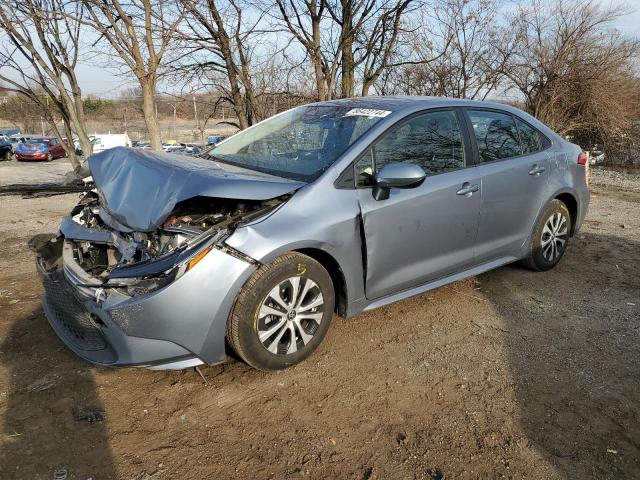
[1,150,9,161]
[227,252,335,370]
[46,153,53,161]
[522,199,572,271]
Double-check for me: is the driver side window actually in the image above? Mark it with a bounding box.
[356,110,465,187]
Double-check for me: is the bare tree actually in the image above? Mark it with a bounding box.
[81,0,185,150]
[0,0,93,170]
[272,0,341,100]
[273,0,419,99]
[323,0,420,97]
[175,0,284,129]
[381,0,510,99]
[357,0,418,95]
[505,0,639,148]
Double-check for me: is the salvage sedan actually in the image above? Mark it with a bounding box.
[37,97,589,370]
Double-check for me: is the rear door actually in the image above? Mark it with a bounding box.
[465,109,551,262]
[356,109,481,300]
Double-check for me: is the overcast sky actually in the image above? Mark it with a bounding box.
[610,0,640,35]
[4,3,639,97]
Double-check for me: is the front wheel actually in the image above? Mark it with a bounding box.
[522,199,572,271]
[227,253,335,370]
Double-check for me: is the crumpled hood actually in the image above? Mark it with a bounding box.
[88,147,304,232]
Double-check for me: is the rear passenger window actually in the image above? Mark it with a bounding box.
[372,110,465,176]
[468,110,521,162]
[514,117,543,154]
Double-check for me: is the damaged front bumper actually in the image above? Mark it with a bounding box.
[36,233,258,369]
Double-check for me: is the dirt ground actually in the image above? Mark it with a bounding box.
[0,172,638,479]
[0,156,73,186]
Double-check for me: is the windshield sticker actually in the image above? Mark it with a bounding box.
[344,108,391,118]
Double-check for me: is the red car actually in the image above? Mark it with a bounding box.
[15,137,66,161]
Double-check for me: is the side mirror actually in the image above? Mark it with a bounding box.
[373,162,426,201]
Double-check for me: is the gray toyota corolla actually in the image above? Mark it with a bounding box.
[37,97,589,370]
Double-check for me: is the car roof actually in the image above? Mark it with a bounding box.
[310,96,519,113]
[309,95,558,139]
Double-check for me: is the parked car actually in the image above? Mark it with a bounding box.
[168,143,203,156]
[36,97,589,371]
[0,128,20,137]
[0,135,12,160]
[207,134,227,146]
[15,137,66,161]
[163,143,185,154]
[9,135,27,151]
[88,133,132,154]
[133,141,152,150]
[183,144,202,156]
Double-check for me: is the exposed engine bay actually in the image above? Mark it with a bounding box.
[64,191,284,281]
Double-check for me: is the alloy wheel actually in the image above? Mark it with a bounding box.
[256,276,324,355]
[541,212,568,262]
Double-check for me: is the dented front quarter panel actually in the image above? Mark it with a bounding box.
[225,181,369,315]
[104,247,257,365]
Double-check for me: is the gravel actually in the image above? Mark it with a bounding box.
[590,166,640,192]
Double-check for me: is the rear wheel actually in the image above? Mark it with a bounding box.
[46,153,53,161]
[227,253,335,370]
[522,199,572,271]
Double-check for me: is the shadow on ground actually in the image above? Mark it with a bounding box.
[1,265,117,480]
[480,232,640,478]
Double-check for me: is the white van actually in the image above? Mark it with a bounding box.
[90,133,131,153]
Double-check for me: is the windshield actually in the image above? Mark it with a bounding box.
[206,105,390,181]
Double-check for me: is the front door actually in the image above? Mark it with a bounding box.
[355,109,481,300]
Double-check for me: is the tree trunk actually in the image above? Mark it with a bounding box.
[361,78,374,97]
[62,117,81,172]
[340,2,355,98]
[221,45,249,129]
[141,82,162,150]
[237,36,258,126]
[341,46,354,97]
[50,76,94,159]
[314,61,327,100]
[70,82,93,158]
[311,12,326,101]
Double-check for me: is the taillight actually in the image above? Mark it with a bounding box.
[577,152,587,165]
[578,152,590,185]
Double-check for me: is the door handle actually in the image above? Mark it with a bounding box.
[529,165,546,175]
[456,182,480,197]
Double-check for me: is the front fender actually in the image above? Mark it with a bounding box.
[225,187,367,312]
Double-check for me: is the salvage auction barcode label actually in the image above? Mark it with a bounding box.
[344,108,391,118]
